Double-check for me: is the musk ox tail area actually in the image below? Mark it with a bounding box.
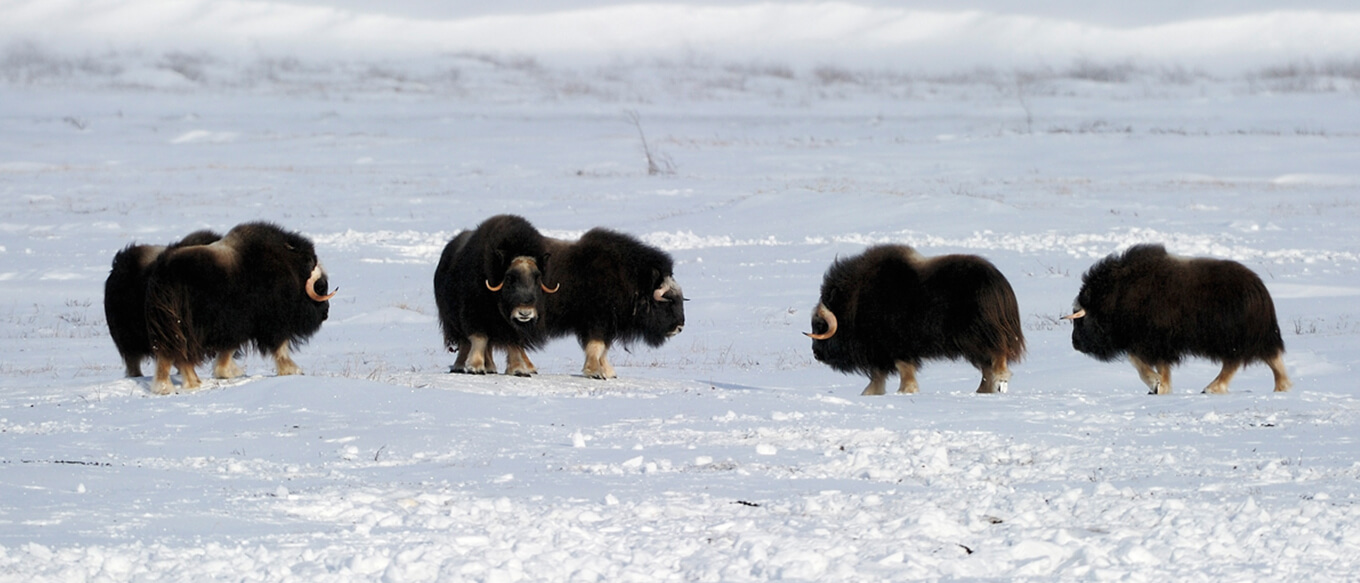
[973,263,1027,366]
[105,244,165,376]
[434,230,473,353]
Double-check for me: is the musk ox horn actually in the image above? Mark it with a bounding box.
[1062,309,1086,321]
[485,280,504,292]
[541,282,560,294]
[306,265,337,302]
[804,304,838,340]
[653,283,670,303]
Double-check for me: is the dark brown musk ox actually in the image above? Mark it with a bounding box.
[806,244,1025,395]
[105,229,223,378]
[143,222,335,395]
[504,227,685,380]
[1065,243,1291,394]
[433,214,556,376]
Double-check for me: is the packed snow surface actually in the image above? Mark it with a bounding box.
[3,1,1360,581]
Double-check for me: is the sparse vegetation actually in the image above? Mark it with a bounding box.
[624,109,675,176]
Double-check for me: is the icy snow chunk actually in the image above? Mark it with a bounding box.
[756,444,778,456]
[170,130,239,144]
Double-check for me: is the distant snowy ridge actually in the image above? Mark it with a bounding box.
[4,1,1360,71]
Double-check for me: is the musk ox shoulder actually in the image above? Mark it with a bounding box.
[433,214,555,376]
[144,222,335,394]
[807,244,1024,395]
[105,229,223,378]
[537,227,686,379]
[1066,243,1290,394]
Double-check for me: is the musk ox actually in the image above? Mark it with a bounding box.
[433,214,555,376]
[105,229,223,378]
[1065,244,1291,395]
[806,245,1025,395]
[144,222,334,395]
[518,228,685,379]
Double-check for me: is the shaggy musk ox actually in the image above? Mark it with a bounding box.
[1066,244,1291,394]
[104,229,223,378]
[806,245,1025,395]
[144,222,335,395]
[433,214,555,376]
[520,228,685,380]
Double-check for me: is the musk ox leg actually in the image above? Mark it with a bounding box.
[122,354,144,378]
[450,339,470,373]
[861,369,889,396]
[1203,361,1241,395]
[1267,353,1292,392]
[505,345,538,377]
[180,361,202,390]
[213,351,244,379]
[1131,355,1172,395]
[894,361,920,394]
[151,356,176,395]
[273,342,302,376]
[583,339,617,380]
[463,334,496,374]
[977,355,1011,394]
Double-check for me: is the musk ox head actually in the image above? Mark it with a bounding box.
[1064,244,1158,362]
[635,272,685,346]
[805,251,875,373]
[479,215,556,329]
[807,297,856,371]
[225,222,334,325]
[485,253,557,325]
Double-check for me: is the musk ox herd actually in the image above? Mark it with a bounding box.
[104,216,1292,398]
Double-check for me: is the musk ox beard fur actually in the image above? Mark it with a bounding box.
[144,221,334,395]
[537,227,686,380]
[104,229,223,378]
[807,244,1025,396]
[433,214,555,376]
[1067,243,1291,394]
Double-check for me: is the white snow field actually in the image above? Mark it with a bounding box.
[3,1,1360,581]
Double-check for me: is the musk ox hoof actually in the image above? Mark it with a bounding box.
[149,380,175,395]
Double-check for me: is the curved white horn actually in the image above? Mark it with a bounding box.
[804,304,838,340]
[485,279,504,292]
[541,282,560,294]
[1062,309,1086,321]
[306,265,337,302]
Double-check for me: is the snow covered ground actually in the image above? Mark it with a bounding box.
[3,1,1360,581]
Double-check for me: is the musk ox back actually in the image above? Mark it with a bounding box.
[1066,243,1290,394]
[807,244,1024,395]
[433,214,554,376]
[105,229,222,377]
[539,228,685,379]
[144,222,334,394]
